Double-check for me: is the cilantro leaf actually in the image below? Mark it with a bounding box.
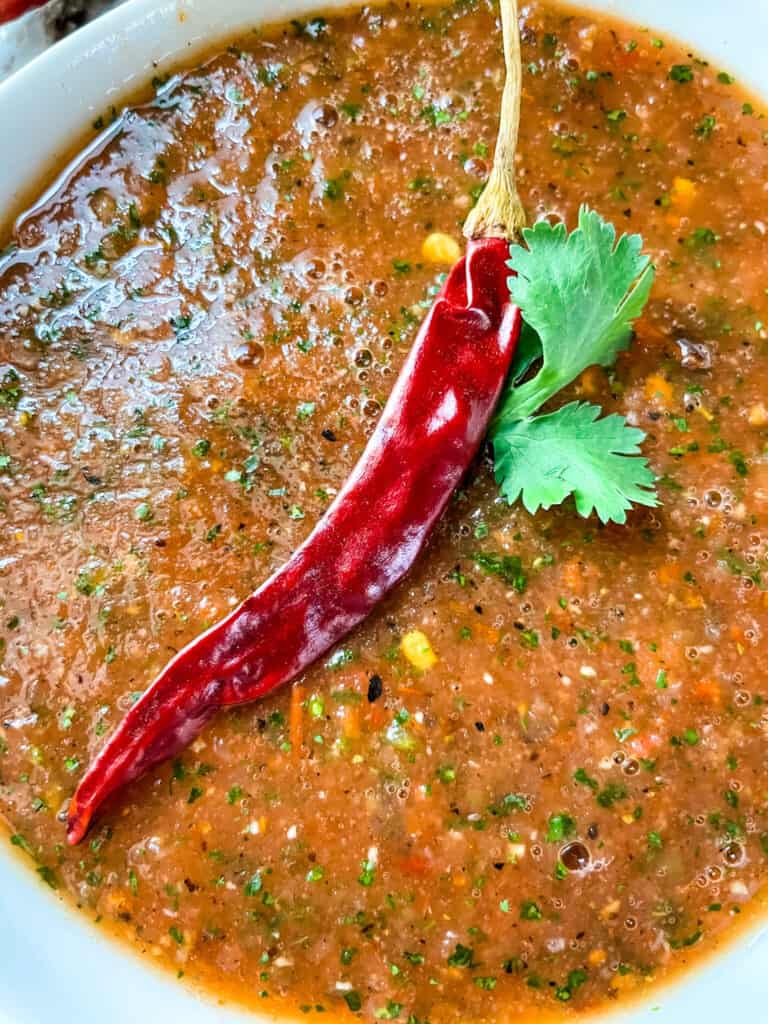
[496,205,655,424]
[487,207,658,523]
[545,812,576,843]
[493,401,658,524]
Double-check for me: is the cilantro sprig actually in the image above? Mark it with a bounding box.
[495,402,657,524]
[490,206,658,525]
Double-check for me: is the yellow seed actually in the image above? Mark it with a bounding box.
[695,405,714,422]
[748,403,768,427]
[508,842,526,863]
[671,176,696,209]
[45,787,61,809]
[421,232,461,264]
[400,630,437,671]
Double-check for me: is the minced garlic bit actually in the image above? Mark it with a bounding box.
[400,630,437,670]
[421,232,461,264]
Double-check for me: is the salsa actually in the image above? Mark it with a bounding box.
[1,0,768,1019]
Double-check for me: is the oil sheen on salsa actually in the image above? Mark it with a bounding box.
[1,1,768,1019]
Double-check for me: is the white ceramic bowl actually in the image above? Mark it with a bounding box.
[2,1,768,1020]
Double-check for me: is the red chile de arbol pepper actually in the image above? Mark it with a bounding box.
[67,0,526,844]
[67,241,521,843]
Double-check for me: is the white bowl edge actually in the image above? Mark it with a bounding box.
[1,0,768,1021]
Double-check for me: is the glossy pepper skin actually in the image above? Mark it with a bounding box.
[0,1,44,24]
[67,237,521,844]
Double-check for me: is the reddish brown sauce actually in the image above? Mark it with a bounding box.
[1,1,768,1019]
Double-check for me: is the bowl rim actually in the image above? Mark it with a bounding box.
[2,1,768,1022]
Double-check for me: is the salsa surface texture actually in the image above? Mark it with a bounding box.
[1,1,768,1018]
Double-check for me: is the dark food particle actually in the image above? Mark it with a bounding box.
[560,841,591,871]
[367,674,383,703]
[313,103,338,128]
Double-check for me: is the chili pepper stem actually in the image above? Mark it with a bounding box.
[463,0,526,243]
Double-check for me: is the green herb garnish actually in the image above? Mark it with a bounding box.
[492,207,657,524]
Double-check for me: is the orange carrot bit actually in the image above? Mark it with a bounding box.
[290,684,304,759]
[366,702,388,731]
[405,809,425,837]
[343,704,360,740]
[399,852,433,876]
[656,562,681,586]
[644,373,673,405]
[473,623,500,644]
[693,679,721,704]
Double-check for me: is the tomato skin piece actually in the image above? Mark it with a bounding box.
[67,237,521,844]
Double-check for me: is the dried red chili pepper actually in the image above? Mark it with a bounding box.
[67,0,526,844]
[67,239,521,843]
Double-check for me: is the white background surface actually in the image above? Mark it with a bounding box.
[1,0,768,1020]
